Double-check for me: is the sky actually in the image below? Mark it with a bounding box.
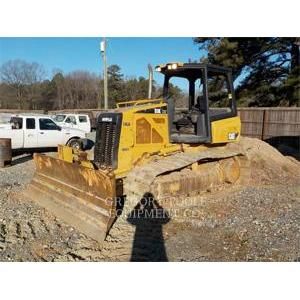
[0,37,205,86]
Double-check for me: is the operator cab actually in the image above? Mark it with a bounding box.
[156,62,237,143]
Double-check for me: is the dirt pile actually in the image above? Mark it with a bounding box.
[229,137,300,185]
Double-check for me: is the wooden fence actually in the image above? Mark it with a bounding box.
[238,107,300,139]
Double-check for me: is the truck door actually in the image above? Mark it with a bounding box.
[9,117,24,149]
[78,115,91,132]
[24,117,38,148]
[64,115,77,129]
[38,117,62,148]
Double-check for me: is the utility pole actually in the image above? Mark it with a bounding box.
[148,64,153,99]
[100,38,108,109]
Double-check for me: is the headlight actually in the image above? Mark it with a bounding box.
[171,63,177,69]
[167,65,172,70]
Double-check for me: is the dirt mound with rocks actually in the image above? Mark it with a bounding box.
[229,137,300,185]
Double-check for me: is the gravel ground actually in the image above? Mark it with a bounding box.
[0,150,300,262]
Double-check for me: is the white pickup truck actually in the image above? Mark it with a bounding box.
[0,114,86,150]
[52,113,91,133]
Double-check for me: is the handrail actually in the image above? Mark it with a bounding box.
[116,98,164,108]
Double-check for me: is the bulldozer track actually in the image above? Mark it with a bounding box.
[123,146,244,213]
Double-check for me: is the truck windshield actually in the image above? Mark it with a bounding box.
[54,114,66,122]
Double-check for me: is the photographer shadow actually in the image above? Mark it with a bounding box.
[127,194,170,262]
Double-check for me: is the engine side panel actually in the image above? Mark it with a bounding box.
[116,108,172,177]
[210,116,241,144]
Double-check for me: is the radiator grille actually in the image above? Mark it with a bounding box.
[94,113,121,169]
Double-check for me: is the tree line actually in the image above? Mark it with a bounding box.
[0,61,167,110]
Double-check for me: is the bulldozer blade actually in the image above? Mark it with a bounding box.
[23,153,116,243]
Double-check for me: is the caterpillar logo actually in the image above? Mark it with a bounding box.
[102,117,113,122]
[228,132,238,140]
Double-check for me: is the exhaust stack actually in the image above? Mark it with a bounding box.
[148,64,153,99]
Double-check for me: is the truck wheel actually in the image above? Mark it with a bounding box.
[67,138,83,150]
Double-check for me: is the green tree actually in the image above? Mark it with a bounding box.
[194,37,300,106]
[107,64,125,107]
[154,82,186,107]
[124,76,150,100]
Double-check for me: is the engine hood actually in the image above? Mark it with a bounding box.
[60,126,86,136]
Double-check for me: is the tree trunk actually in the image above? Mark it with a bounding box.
[17,88,22,109]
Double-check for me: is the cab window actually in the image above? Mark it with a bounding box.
[10,117,23,129]
[54,114,66,122]
[26,118,35,129]
[79,116,87,123]
[39,118,59,130]
[167,77,189,108]
[207,70,234,120]
[65,116,77,125]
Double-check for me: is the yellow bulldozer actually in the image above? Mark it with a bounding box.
[24,62,244,242]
